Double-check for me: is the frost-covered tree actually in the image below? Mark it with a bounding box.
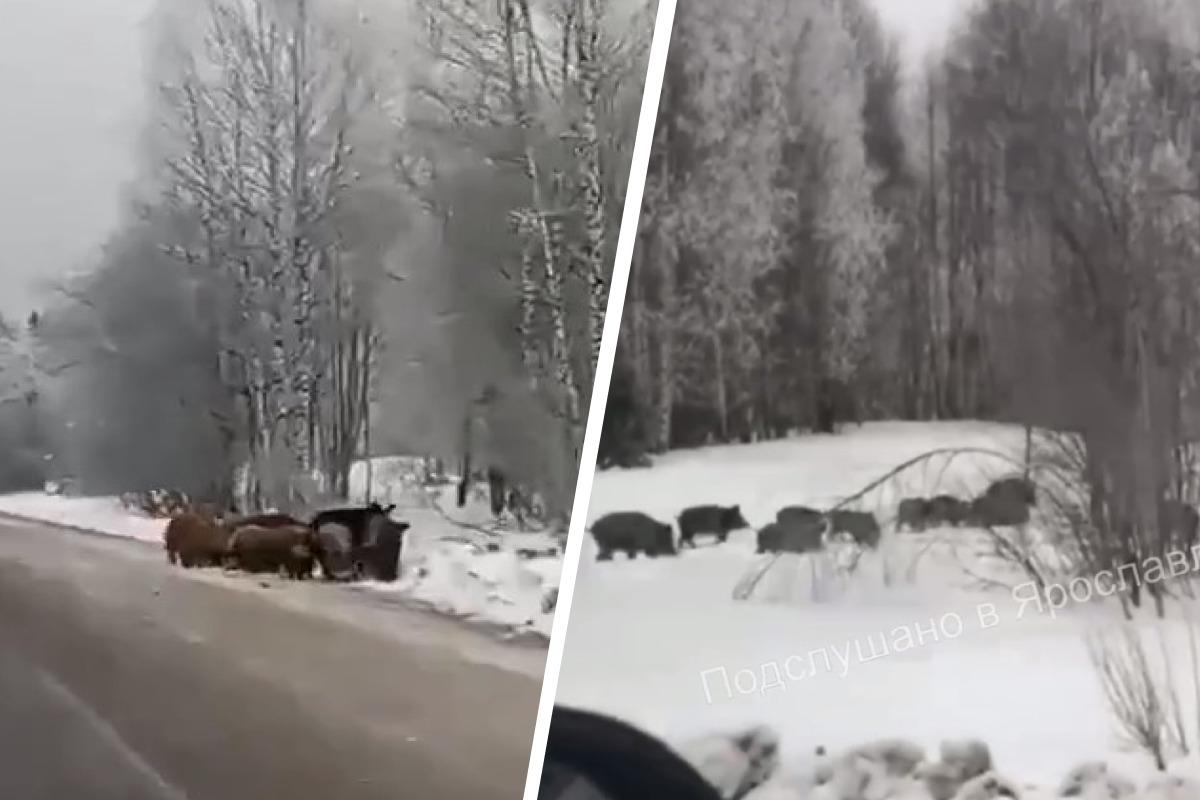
[36,0,654,520]
[398,0,654,510]
[149,0,385,509]
[609,0,892,452]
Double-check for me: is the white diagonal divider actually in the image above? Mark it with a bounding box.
[520,0,680,796]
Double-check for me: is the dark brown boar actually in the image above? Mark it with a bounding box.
[163,511,230,568]
[590,512,677,560]
[677,504,749,547]
[896,498,930,532]
[226,524,317,580]
[830,509,881,549]
[358,517,411,582]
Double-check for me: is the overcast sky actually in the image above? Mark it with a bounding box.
[0,0,155,317]
[0,0,969,319]
[871,0,974,70]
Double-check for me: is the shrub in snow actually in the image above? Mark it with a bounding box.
[825,531,866,573]
[677,724,781,800]
[1056,762,1136,799]
[749,547,861,605]
[1085,626,1188,772]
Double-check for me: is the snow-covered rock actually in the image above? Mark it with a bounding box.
[678,725,782,800]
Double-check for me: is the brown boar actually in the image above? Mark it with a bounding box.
[225,524,317,580]
[163,511,230,569]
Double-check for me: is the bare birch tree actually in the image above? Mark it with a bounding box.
[155,0,378,510]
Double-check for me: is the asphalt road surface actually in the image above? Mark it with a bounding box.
[0,516,547,800]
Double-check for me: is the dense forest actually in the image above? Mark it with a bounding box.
[603,0,1200,465]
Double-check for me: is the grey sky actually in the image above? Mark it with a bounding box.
[870,0,974,70]
[0,0,154,317]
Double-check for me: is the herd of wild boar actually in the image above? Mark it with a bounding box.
[163,501,411,583]
[588,476,1049,562]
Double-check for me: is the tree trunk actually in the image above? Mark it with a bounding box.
[713,329,728,441]
[518,238,542,384]
[505,0,584,458]
[925,76,944,419]
[1024,424,1033,478]
[361,331,373,504]
[629,244,652,433]
[574,0,607,378]
[656,305,675,451]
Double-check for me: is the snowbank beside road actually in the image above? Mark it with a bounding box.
[0,493,165,544]
[355,503,561,637]
[0,487,561,640]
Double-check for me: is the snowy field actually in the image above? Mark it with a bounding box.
[558,421,1200,798]
[0,459,562,640]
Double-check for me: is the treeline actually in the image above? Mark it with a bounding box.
[18,0,654,515]
[602,0,1200,470]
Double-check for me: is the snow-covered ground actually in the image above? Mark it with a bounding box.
[558,421,1200,798]
[344,462,563,637]
[0,459,562,640]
